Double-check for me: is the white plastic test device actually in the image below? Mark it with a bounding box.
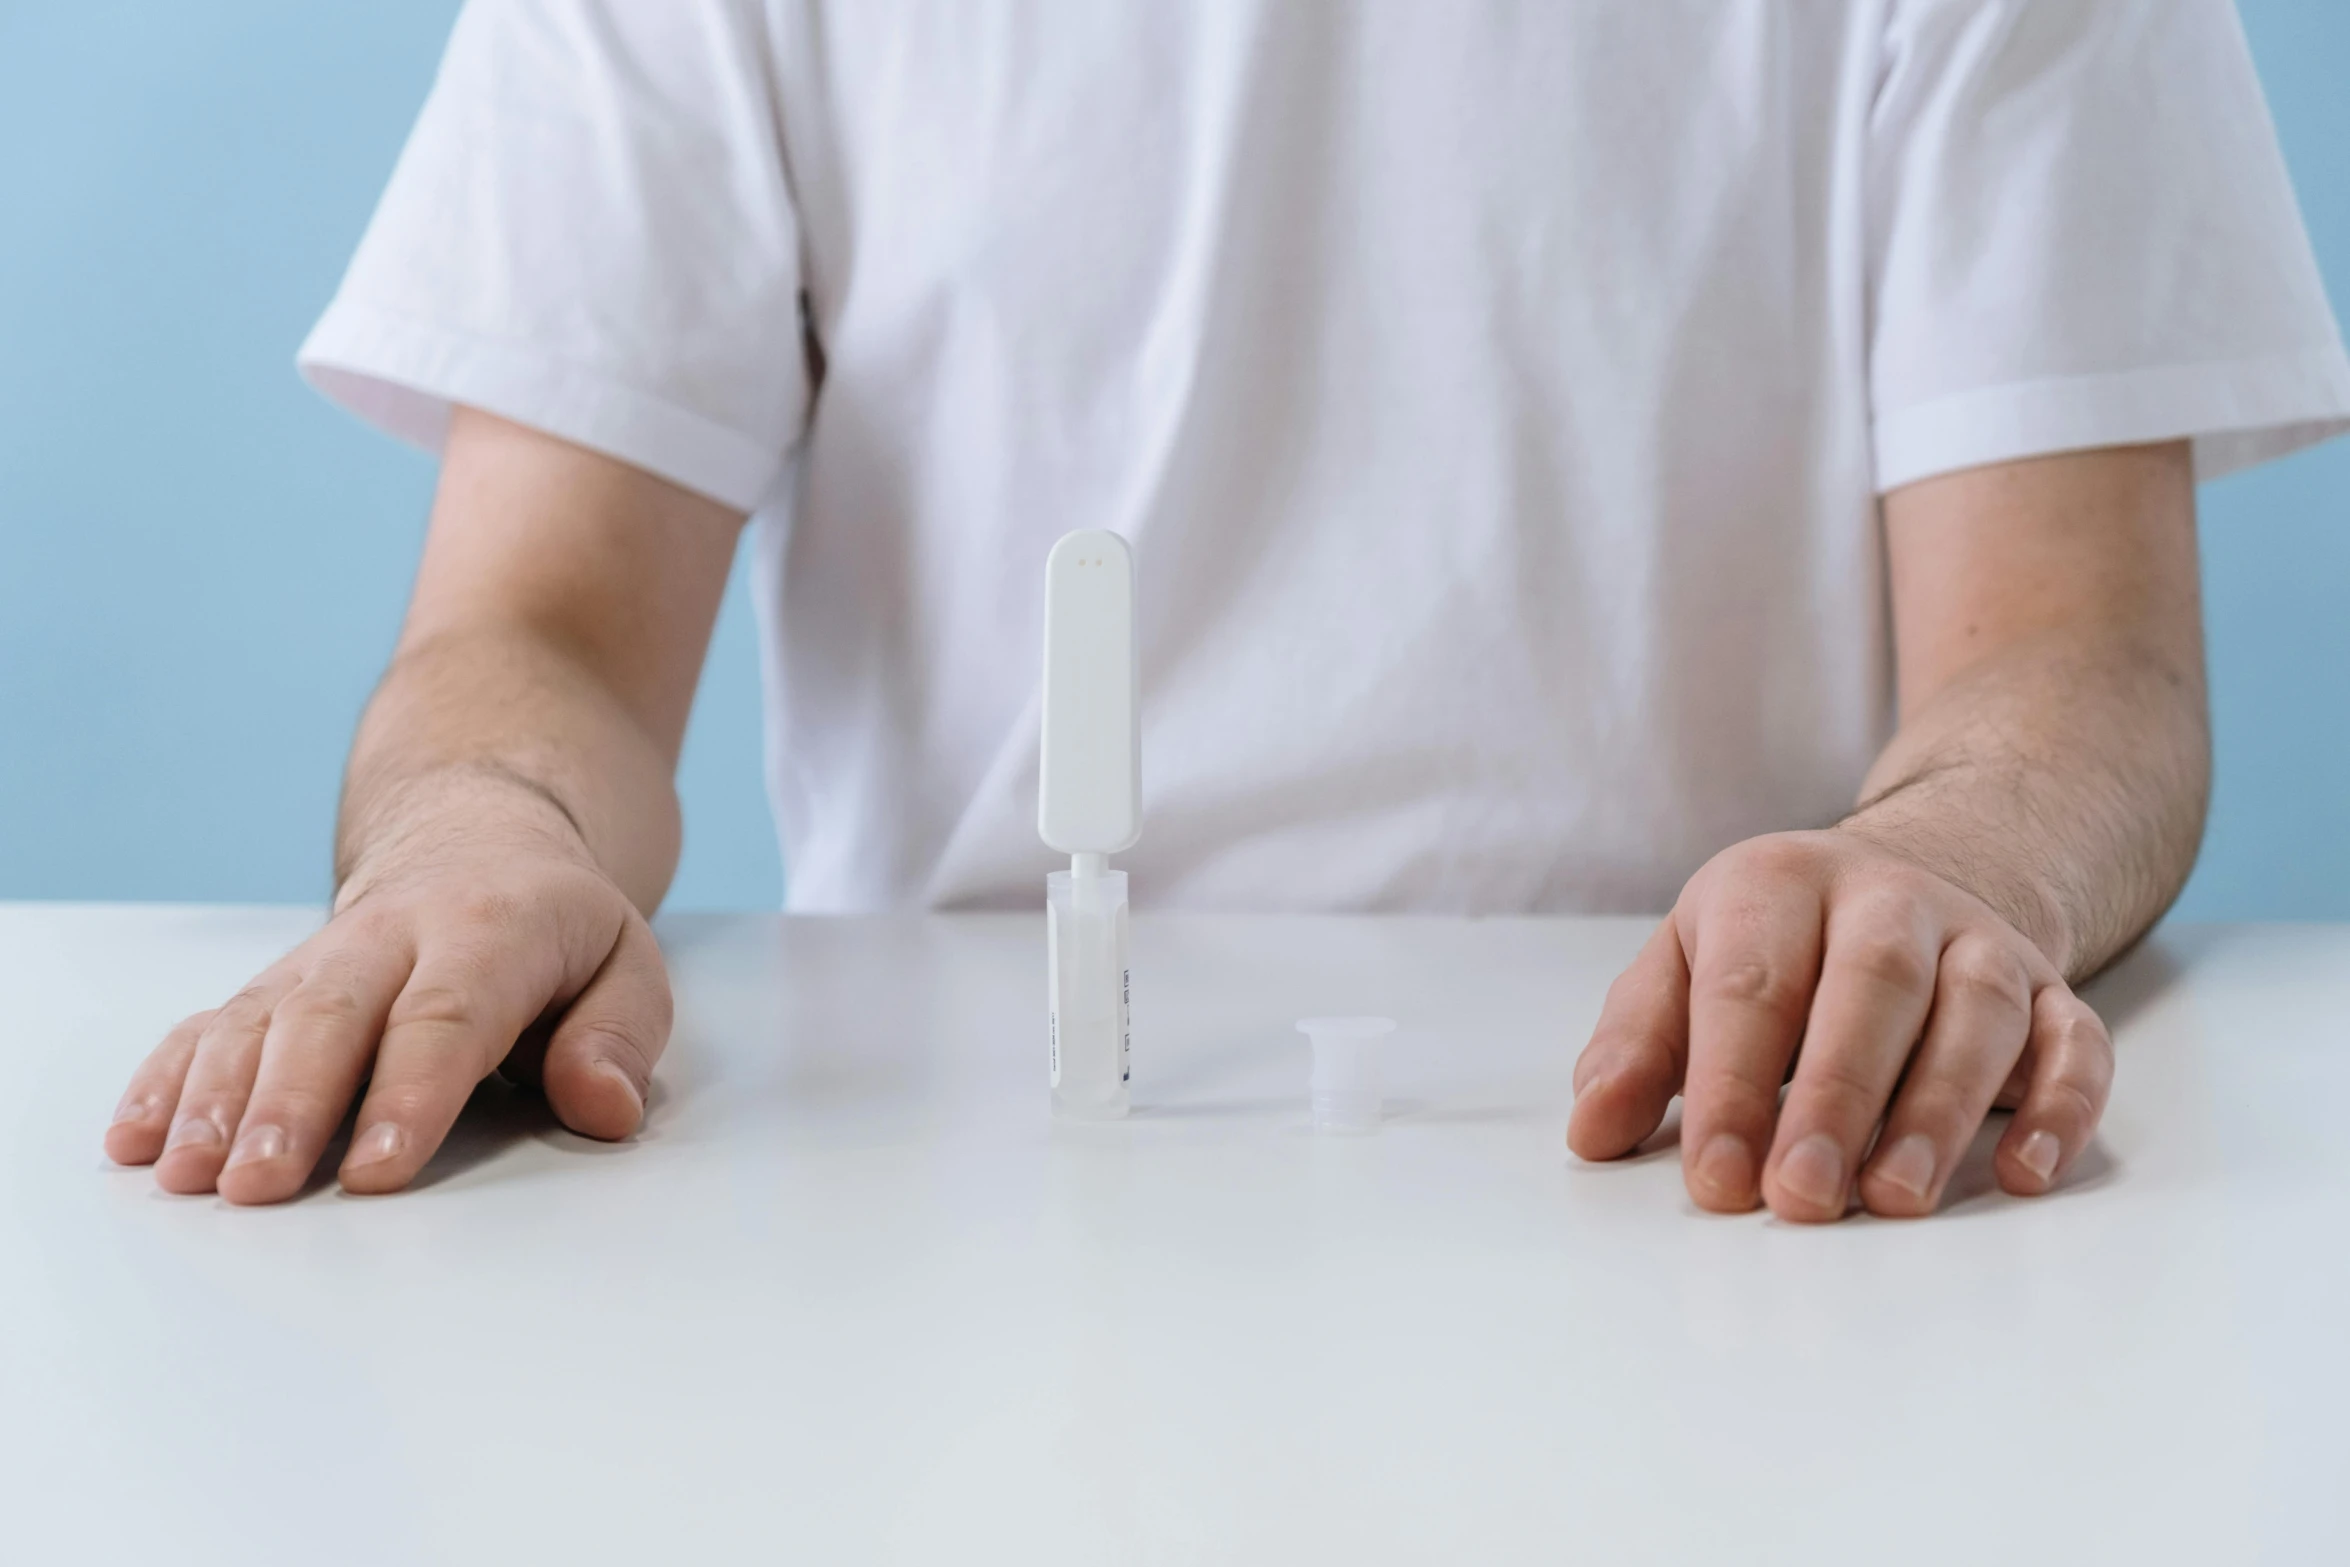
[1038,528,1140,1119]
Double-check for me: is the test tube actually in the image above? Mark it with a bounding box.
[1049,865,1130,1119]
[1296,1016,1395,1133]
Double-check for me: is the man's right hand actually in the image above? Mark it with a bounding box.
[103,784,671,1203]
[98,406,747,1204]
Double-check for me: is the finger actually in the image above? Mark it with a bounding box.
[1567,919,1689,1161]
[1856,935,2034,1218]
[104,1009,215,1166]
[216,935,415,1206]
[1679,870,1825,1213]
[338,931,579,1195]
[1992,1052,2031,1110]
[540,913,672,1141]
[154,972,300,1195]
[1996,985,2113,1196]
[1762,892,1939,1223]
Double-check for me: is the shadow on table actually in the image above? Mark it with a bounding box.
[1932,1113,2119,1214]
[1625,1105,1683,1160]
[404,1078,554,1193]
[411,1073,671,1192]
[274,1072,665,1202]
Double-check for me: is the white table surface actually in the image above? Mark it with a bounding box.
[4,904,2345,1564]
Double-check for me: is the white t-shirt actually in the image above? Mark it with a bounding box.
[300,0,2350,915]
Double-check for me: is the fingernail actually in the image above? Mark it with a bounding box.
[223,1124,286,1170]
[1694,1134,1756,1202]
[2017,1129,2062,1184]
[348,1123,405,1167]
[593,1060,645,1116]
[110,1095,155,1127]
[1875,1133,1937,1200]
[164,1114,222,1152]
[1778,1132,1847,1211]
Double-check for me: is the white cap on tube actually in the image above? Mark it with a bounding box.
[1296,1017,1395,1134]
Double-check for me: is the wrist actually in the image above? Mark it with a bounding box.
[1830,816,2077,975]
[333,761,597,912]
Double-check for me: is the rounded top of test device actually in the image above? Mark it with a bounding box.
[1038,528,1141,857]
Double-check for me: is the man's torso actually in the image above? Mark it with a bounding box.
[758,1,1890,912]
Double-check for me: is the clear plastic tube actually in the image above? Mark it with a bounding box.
[1048,867,1130,1119]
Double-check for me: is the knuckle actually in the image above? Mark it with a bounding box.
[1701,958,1809,1022]
[1691,1071,1781,1130]
[1582,1020,1660,1071]
[2038,1005,2116,1081]
[1888,1082,1973,1142]
[569,1025,656,1081]
[177,1094,239,1127]
[360,1082,445,1125]
[248,1084,343,1128]
[214,983,277,1026]
[2045,1002,2112,1052]
[389,982,480,1034]
[2040,1075,2103,1128]
[1730,835,1816,881]
[1938,942,2030,1011]
[1795,1054,1886,1120]
[282,983,369,1029]
[1838,932,1934,994]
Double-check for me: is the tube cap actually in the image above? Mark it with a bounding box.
[1296,1017,1395,1134]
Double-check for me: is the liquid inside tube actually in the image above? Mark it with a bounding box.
[1048,868,1130,1119]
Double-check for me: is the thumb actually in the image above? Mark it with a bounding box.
[1567,917,1692,1161]
[541,913,672,1140]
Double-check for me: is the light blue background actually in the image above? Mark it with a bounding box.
[2,2,2344,915]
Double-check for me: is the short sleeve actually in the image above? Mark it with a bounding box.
[1866,0,2350,492]
[296,0,808,511]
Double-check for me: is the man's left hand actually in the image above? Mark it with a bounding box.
[1567,828,2113,1221]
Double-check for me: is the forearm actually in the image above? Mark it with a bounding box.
[1840,629,2209,981]
[336,624,684,915]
